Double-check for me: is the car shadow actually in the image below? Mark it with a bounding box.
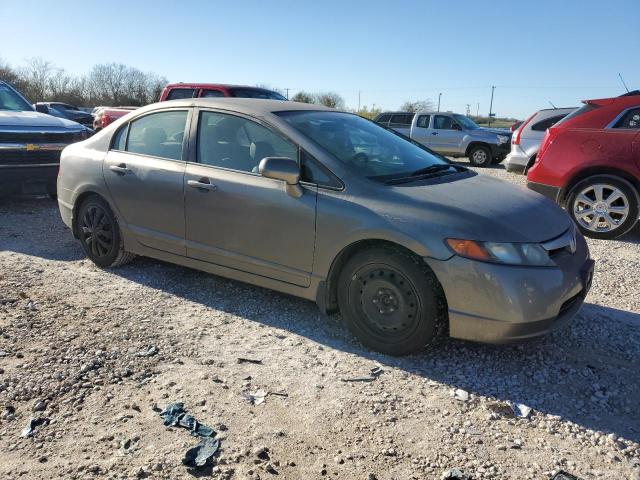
[107,255,640,444]
[3,197,639,443]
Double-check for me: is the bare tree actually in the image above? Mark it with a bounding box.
[291,91,314,103]
[314,91,345,109]
[399,99,435,113]
[0,57,21,86]
[18,57,55,101]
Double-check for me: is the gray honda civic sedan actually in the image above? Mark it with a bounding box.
[57,98,594,355]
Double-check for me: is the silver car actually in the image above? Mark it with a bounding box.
[505,107,576,174]
[57,99,594,355]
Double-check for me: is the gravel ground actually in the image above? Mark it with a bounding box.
[0,162,639,480]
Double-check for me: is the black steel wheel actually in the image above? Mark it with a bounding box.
[76,195,134,268]
[337,246,446,355]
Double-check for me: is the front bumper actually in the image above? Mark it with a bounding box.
[527,181,561,203]
[490,142,511,160]
[0,164,59,195]
[425,235,593,343]
[504,150,528,174]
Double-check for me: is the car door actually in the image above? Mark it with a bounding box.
[430,115,465,154]
[184,109,317,287]
[103,109,190,255]
[410,114,433,147]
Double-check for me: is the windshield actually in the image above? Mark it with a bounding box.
[453,114,479,129]
[0,83,33,112]
[277,111,452,181]
[230,88,287,101]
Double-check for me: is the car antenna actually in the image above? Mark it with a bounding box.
[548,101,557,109]
[618,73,630,93]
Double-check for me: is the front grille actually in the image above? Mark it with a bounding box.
[0,131,78,143]
[0,149,61,166]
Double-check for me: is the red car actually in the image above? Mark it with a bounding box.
[159,83,287,102]
[93,107,137,131]
[527,91,640,239]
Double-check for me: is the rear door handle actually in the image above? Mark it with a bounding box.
[109,164,131,175]
[431,132,439,135]
[187,178,217,191]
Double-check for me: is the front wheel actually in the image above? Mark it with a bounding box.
[566,175,639,239]
[337,246,447,356]
[76,195,135,267]
[468,145,492,167]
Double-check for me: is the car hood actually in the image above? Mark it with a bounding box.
[0,110,83,129]
[386,173,571,244]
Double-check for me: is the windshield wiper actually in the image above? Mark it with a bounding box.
[384,164,454,185]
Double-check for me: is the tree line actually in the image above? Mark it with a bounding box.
[0,57,168,107]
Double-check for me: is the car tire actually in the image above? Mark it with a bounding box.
[566,175,639,240]
[76,195,135,268]
[468,145,492,167]
[337,245,447,356]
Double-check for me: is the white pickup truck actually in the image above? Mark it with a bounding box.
[374,111,511,167]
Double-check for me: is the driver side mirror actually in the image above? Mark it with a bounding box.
[259,157,303,198]
[451,123,461,131]
[34,104,49,114]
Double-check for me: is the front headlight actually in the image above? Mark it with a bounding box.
[497,134,510,145]
[446,238,554,266]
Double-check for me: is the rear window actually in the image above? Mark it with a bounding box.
[201,89,225,98]
[389,114,414,126]
[375,114,392,125]
[554,104,597,126]
[416,115,430,128]
[531,114,567,132]
[612,107,640,129]
[166,88,196,100]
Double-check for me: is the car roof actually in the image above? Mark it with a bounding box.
[141,98,338,116]
[164,83,276,91]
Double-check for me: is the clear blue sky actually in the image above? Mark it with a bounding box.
[1,0,638,118]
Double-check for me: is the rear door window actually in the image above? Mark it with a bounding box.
[201,89,225,98]
[416,115,430,128]
[125,110,188,160]
[531,114,567,132]
[166,88,196,100]
[613,107,640,129]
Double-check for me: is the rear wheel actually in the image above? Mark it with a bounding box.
[566,175,639,239]
[76,195,135,267]
[468,145,492,167]
[337,246,446,356]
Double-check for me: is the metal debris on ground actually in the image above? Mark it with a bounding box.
[341,365,385,383]
[160,402,215,437]
[183,437,220,468]
[237,357,263,364]
[510,402,532,418]
[552,471,579,480]
[21,417,49,438]
[486,400,533,419]
[441,467,471,479]
[136,345,159,357]
[159,402,220,470]
[242,389,268,406]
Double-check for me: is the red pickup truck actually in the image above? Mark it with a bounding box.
[159,83,287,101]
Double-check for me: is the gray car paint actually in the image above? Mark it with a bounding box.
[58,98,591,344]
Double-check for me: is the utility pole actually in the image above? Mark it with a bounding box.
[358,90,361,111]
[285,88,290,100]
[488,85,495,127]
[437,92,442,112]
[476,102,480,116]
[465,104,470,116]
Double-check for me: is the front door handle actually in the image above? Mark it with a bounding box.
[187,178,217,192]
[431,132,439,135]
[109,164,131,175]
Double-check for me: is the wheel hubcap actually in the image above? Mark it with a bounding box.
[352,266,419,335]
[81,205,114,258]
[473,150,487,164]
[573,184,629,233]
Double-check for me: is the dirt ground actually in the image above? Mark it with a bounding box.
[1,163,639,480]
